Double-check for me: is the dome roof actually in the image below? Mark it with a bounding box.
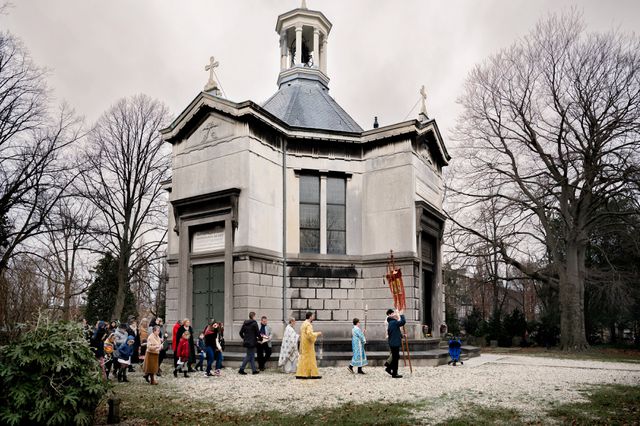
[262,76,362,134]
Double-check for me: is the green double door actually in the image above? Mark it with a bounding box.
[192,263,224,331]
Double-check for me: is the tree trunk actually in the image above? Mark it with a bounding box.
[62,277,71,321]
[558,243,589,351]
[112,249,128,321]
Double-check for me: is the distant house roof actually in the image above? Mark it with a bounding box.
[262,77,363,134]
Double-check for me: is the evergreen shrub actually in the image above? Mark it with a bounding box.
[0,318,110,425]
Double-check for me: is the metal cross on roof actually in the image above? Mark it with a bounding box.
[420,85,428,117]
[204,56,219,92]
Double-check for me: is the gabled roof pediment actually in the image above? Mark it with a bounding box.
[160,91,450,167]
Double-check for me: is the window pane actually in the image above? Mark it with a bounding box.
[326,205,345,231]
[300,204,320,228]
[326,177,345,204]
[299,175,320,203]
[327,230,346,254]
[300,229,320,253]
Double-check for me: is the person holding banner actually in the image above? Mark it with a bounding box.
[386,309,405,378]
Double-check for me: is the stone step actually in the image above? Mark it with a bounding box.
[215,345,480,368]
[219,338,445,353]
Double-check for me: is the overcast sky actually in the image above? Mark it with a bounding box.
[3,0,640,140]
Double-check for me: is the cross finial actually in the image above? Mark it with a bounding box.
[419,85,428,119]
[204,56,220,92]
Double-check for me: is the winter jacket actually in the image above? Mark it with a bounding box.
[176,338,190,361]
[387,315,406,348]
[146,333,162,354]
[172,322,181,351]
[90,327,107,358]
[239,319,260,348]
[259,323,273,348]
[196,337,206,352]
[117,338,135,361]
[175,325,196,363]
[113,328,128,357]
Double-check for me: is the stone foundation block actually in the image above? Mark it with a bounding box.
[324,278,340,288]
[332,289,348,299]
[316,289,332,299]
[291,298,307,310]
[308,278,324,288]
[290,278,308,288]
[308,299,324,310]
[340,278,356,289]
[300,288,316,299]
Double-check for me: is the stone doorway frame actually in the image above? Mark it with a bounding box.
[172,188,240,330]
[415,200,446,337]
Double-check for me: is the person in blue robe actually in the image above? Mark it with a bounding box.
[348,318,367,374]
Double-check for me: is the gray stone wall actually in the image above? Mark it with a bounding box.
[233,258,283,324]
[285,258,422,339]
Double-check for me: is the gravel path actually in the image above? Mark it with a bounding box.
[167,355,640,423]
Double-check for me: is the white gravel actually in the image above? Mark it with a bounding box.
[163,355,640,423]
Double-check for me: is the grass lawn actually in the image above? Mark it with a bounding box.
[95,381,640,425]
[95,380,422,425]
[482,345,640,363]
[546,384,640,425]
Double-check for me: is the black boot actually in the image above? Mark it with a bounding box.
[117,369,123,382]
[358,367,365,375]
[173,368,178,378]
[183,370,189,378]
[122,370,129,382]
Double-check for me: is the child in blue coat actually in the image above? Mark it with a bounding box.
[117,336,135,382]
[195,333,206,371]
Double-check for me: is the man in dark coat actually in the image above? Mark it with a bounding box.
[175,319,196,372]
[386,308,406,378]
[238,311,260,375]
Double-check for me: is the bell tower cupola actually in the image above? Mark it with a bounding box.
[275,0,332,88]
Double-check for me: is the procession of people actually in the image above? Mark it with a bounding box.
[87,307,409,386]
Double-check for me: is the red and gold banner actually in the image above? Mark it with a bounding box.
[385,251,406,311]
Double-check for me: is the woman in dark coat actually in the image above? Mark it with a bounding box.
[89,320,108,379]
[175,319,196,372]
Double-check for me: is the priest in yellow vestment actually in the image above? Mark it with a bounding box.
[295,311,322,379]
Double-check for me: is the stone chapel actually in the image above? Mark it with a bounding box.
[161,2,450,340]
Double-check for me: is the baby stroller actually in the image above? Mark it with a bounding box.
[447,337,463,366]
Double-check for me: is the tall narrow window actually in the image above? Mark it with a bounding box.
[326,177,346,254]
[299,174,320,253]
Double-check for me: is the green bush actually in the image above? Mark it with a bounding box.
[0,318,110,425]
[445,304,461,336]
[463,307,486,337]
[531,313,561,347]
[504,308,528,340]
[487,308,510,346]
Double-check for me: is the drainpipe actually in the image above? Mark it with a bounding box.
[282,138,288,326]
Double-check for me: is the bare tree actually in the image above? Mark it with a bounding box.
[0,254,48,342]
[448,11,640,350]
[33,197,96,320]
[80,94,170,321]
[0,30,83,327]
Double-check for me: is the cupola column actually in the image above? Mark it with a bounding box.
[313,29,320,68]
[280,30,287,71]
[295,25,303,66]
[320,36,327,73]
